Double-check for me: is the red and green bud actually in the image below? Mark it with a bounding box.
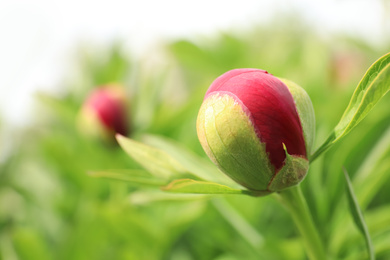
[196,69,315,193]
[78,85,130,140]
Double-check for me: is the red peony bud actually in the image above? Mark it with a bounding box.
[197,69,315,192]
[79,85,129,140]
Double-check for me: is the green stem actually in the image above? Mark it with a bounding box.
[309,134,334,162]
[277,185,327,260]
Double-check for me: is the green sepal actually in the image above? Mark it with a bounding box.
[268,144,309,191]
[197,93,274,191]
[279,78,316,155]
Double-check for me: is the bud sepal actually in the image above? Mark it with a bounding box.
[267,144,309,191]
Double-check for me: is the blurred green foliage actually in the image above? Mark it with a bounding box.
[0,18,389,260]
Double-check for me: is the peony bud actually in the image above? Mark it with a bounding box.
[196,69,315,193]
[78,85,129,140]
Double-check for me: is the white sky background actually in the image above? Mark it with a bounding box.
[0,0,388,127]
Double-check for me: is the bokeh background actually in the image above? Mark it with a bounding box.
[1,1,390,259]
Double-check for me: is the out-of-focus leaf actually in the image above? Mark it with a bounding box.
[212,198,264,250]
[116,134,188,179]
[12,228,52,260]
[343,168,375,260]
[78,42,131,87]
[36,93,76,124]
[373,233,390,259]
[142,134,241,188]
[129,190,209,205]
[344,229,390,260]
[354,126,390,209]
[329,204,390,257]
[162,179,258,196]
[311,52,390,161]
[89,169,166,186]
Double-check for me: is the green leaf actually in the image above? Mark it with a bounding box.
[142,134,242,188]
[354,126,390,209]
[88,169,167,186]
[162,179,255,195]
[212,198,264,250]
[35,92,76,123]
[129,190,209,205]
[12,227,52,260]
[343,168,375,260]
[311,52,390,161]
[116,134,188,179]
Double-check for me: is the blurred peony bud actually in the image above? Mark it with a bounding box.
[78,85,129,140]
[196,69,315,193]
